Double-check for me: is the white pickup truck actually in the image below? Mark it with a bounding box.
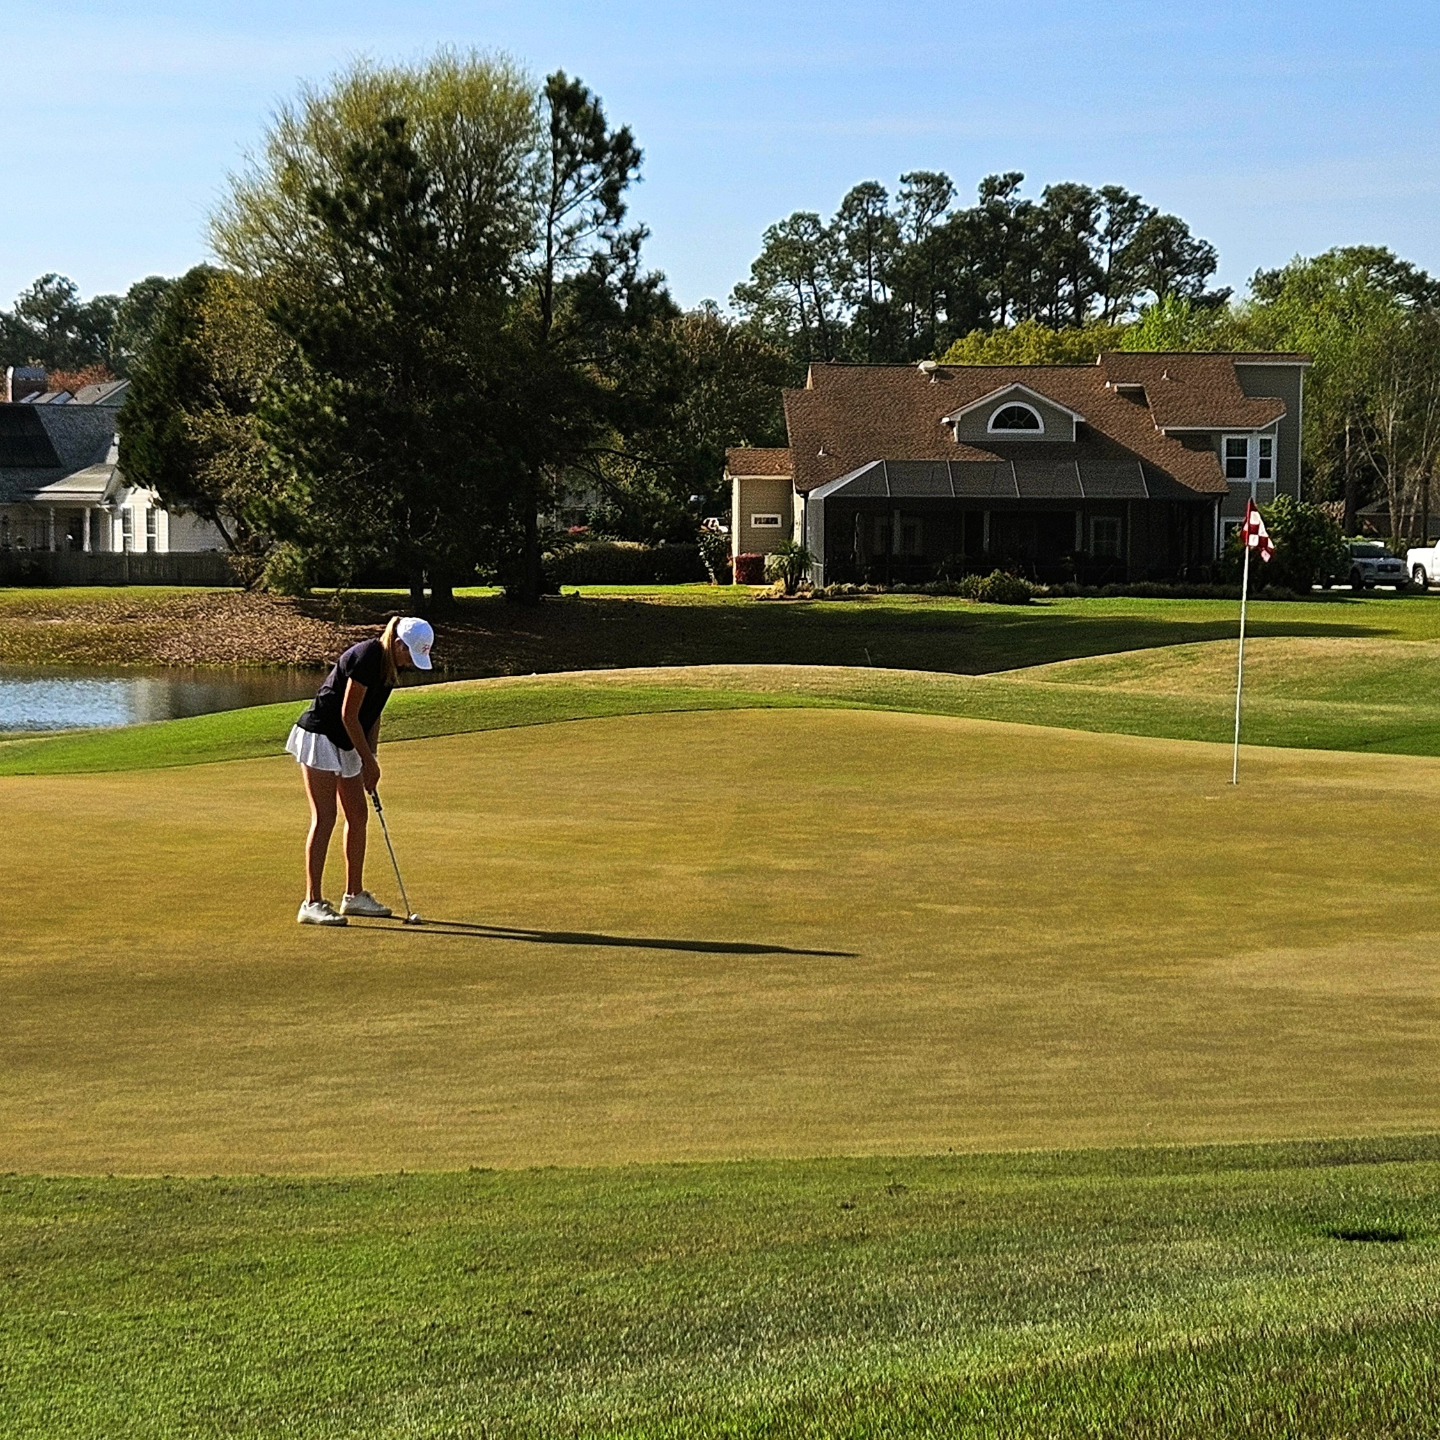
[1407,539,1440,589]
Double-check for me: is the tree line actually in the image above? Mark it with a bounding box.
[734,183,1440,542]
[731,173,1225,365]
[0,273,176,389]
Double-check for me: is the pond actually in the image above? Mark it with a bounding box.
[0,667,323,734]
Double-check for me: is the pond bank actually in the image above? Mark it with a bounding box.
[0,589,367,669]
[0,665,322,733]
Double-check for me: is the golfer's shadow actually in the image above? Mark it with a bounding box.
[370,916,856,959]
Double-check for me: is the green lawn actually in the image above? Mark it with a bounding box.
[9,595,1440,1435]
[8,630,1440,776]
[4,1139,1439,1438]
[6,708,1439,1175]
[1,581,1437,674]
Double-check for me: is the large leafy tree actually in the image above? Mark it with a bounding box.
[209,52,660,604]
[259,115,516,599]
[210,51,540,601]
[1245,247,1440,530]
[119,265,277,576]
[581,304,789,538]
[503,69,665,602]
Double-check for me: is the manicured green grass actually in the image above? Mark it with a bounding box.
[6,709,1440,1175]
[0,585,225,612]
[4,1138,1439,1438]
[9,596,1440,1435]
[8,630,1440,776]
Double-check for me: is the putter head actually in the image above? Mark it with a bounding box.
[404,913,423,926]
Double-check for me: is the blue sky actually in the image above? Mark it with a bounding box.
[5,0,1439,311]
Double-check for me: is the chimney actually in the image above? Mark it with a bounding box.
[4,366,48,403]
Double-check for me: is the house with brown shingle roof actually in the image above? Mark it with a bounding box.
[725,352,1309,586]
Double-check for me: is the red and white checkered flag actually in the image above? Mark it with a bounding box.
[1240,500,1274,561]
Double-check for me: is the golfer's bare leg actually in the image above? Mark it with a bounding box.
[338,773,368,896]
[302,766,339,903]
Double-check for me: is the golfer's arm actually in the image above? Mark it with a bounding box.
[341,680,376,765]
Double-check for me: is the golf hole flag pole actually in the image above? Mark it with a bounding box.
[1231,500,1275,785]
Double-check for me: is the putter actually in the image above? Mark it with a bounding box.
[371,791,422,925]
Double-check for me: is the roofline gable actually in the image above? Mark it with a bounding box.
[941,382,1087,426]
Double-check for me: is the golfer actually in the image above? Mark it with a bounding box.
[286,615,434,926]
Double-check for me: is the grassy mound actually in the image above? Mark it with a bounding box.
[8,638,1440,776]
[4,1138,1438,1437]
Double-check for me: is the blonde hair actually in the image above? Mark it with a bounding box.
[377,617,403,687]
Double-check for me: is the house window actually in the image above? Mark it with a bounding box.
[900,519,922,555]
[1224,436,1250,480]
[145,507,158,553]
[750,513,782,529]
[121,509,134,552]
[1091,515,1122,559]
[1223,434,1277,484]
[989,403,1044,433]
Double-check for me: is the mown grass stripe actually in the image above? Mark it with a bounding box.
[8,650,1440,775]
[3,1137,1439,1438]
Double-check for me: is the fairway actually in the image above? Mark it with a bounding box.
[5,705,1440,1174]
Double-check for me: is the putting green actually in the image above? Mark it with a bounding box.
[4,706,1439,1175]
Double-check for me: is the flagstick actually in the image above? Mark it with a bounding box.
[1231,538,1251,786]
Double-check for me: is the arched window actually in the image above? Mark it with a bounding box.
[989,403,1044,433]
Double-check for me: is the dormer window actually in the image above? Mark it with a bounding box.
[944,384,1079,439]
[989,403,1044,433]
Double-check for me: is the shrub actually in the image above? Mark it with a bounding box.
[259,541,312,596]
[1045,580,1307,601]
[955,570,1037,604]
[698,529,732,585]
[0,552,52,585]
[1221,496,1348,591]
[733,552,767,585]
[542,541,705,586]
[764,540,813,595]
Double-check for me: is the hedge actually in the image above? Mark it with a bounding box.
[542,541,707,586]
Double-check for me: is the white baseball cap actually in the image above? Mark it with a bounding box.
[396,616,434,670]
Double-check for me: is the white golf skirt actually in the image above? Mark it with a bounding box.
[286,724,363,779]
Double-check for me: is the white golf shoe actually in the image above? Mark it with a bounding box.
[297,898,347,927]
[340,890,393,919]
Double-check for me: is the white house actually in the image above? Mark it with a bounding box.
[0,379,225,556]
